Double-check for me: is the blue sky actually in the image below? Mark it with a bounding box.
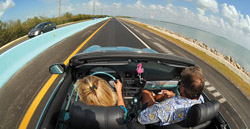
[1,0,250,48]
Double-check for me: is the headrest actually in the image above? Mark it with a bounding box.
[185,100,220,127]
[69,102,124,129]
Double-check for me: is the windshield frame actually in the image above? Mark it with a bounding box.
[70,51,195,68]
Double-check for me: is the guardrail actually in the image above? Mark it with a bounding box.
[0,17,109,88]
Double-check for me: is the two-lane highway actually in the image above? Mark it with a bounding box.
[0,18,249,129]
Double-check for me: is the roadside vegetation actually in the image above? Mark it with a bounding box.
[122,18,250,100]
[0,12,107,48]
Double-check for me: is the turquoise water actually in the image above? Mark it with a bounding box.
[130,18,250,72]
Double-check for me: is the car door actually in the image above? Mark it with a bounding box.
[43,23,50,32]
[48,22,53,31]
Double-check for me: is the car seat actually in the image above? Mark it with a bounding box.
[69,102,125,129]
[147,100,220,129]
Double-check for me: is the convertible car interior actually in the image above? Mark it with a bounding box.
[38,51,230,129]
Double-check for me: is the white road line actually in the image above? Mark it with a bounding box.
[152,42,158,44]
[206,86,216,92]
[218,98,226,103]
[212,92,221,97]
[154,37,164,43]
[133,29,140,33]
[227,100,248,128]
[141,33,151,39]
[168,52,174,55]
[225,111,240,129]
[118,20,151,49]
[205,81,210,86]
[152,42,174,54]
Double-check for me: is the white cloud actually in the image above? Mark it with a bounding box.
[113,3,121,9]
[221,3,238,26]
[247,15,250,24]
[147,3,196,26]
[221,3,250,34]
[179,6,195,17]
[197,0,218,13]
[165,3,176,14]
[197,8,209,24]
[149,4,164,11]
[196,8,221,28]
[134,0,146,9]
[176,6,196,24]
[101,4,109,9]
[197,7,205,15]
[0,0,15,19]
[124,0,148,18]
[88,0,101,8]
[149,4,156,10]
[61,4,75,13]
[209,15,220,27]
[157,5,164,11]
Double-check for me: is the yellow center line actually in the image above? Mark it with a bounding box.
[19,18,111,129]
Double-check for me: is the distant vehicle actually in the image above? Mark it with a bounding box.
[28,22,56,38]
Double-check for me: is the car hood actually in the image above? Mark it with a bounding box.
[83,45,157,53]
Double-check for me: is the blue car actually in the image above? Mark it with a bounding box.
[37,45,230,129]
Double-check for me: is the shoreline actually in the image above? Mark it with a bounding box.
[146,25,250,85]
[122,18,250,99]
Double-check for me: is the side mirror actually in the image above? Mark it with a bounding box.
[49,63,66,74]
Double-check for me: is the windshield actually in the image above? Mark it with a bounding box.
[34,23,45,29]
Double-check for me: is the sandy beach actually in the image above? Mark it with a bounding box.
[124,18,250,86]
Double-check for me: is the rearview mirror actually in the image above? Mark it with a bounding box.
[49,63,65,74]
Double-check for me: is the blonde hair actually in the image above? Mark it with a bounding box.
[75,76,118,106]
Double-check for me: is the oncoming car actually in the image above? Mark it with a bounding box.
[37,45,231,129]
[28,21,56,38]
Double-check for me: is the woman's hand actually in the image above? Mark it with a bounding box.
[114,80,125,107]
[114,80,122,94]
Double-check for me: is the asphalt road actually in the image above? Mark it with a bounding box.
[0,18,249,129]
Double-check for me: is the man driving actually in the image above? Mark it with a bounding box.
[138,66,204,126]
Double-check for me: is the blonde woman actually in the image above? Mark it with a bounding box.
[75,76,125,108]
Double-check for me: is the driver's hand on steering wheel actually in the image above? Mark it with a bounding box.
[114,80,126,107]
[114,80,122,94]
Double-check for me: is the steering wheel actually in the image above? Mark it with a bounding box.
[90,71,118,87]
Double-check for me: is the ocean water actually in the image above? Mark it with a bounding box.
[129,17,250,72]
